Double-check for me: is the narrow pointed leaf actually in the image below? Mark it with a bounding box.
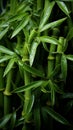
[30,41,39,66]
[3,58,16,77]
[10,111,16,130]
[0,114,12,128]
[13,80,44,93]
[39,1,55,29]
[43,107,69,125]
[26,94,35,114]
[18,61,45,78]
[56,1,70,17]
[66,55,73,61]
[0,55,12,63]
[11,16,30,38]
[66,27,73,41]
[61,54,67,81]
[37,36,60,45]
[40,18,66,32]
[0,27,9,40]
[0,45,14,55]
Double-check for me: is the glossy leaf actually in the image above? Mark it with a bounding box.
[3,58,16,77]
[12,80,44,93]
[37,36,60,45]
[7,13,27,23]
[61,54,67,81]
[40,17,66,32]
[0,114,12,128]
[10,111,16,130]
[30,41,39,66]
[43,107,69,125]
[28,29,37,45]
[11,16,30,38]
[0,55,12,63]
[56,1,70,17]
[18,61,45,78]
[0,27,9,40]
[66,27,73,41]
[39,1,55,30]
[0,45,14,55]
[48,80,55,106]
[66,55,73,61]
[26,94,35,114]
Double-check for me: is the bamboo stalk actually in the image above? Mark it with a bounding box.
[48,28,59,78]
[22,43,31,130]
[3,70,13,115]
[0,66,4,118]
[55,37,64,67]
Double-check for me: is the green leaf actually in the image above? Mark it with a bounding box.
[39,1,55,30]
[48,64,61,78]
[61,54,67,81]
[43,107,69,125]
[66,27,73,41]
[37,36,60,45]
[62,93,73,99]
[48,80,55,106]
[26,94,35,114]
[10,111,16,130]
[0,45,14,55]
[0,27,9,40]
[18,61,45,78]
[30,41,39,66]
[11,16,30,38]
[56,1,70,17]
[12,80,44,93]
[0,114,12,128]
[7,13,27,23]
[40,17,67,32]
[3,58,16,77]
[0,55,12,63]
[66,55,73,61]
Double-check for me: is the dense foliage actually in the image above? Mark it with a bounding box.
[0,0,73,130]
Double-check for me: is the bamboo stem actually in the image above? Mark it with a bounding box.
[55,37,64,67]
[22,42,31,130]
[3,70,13,115]
[0,66,4,117]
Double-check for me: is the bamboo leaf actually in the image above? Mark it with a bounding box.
[10,111,16,130]
[0,114,12,128]
[26,94,35,114]
[0,45,14,55]
[56,1,70,17]
[30,41,39,66]
[66,27,73,41]
[0,55,12,63]
[62,93,73,99]
[11,16,30,38]
[3,58,16,77]
[43,107,69,125]
[61,54,67,81]
[0,27,9,40]
[48,80,55,106]
[18,61,45,78]
[37,36,60,45]
[40,17,67,32]
[66,55,73,61]
[39,1,55,30]
[12,80,44,93]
